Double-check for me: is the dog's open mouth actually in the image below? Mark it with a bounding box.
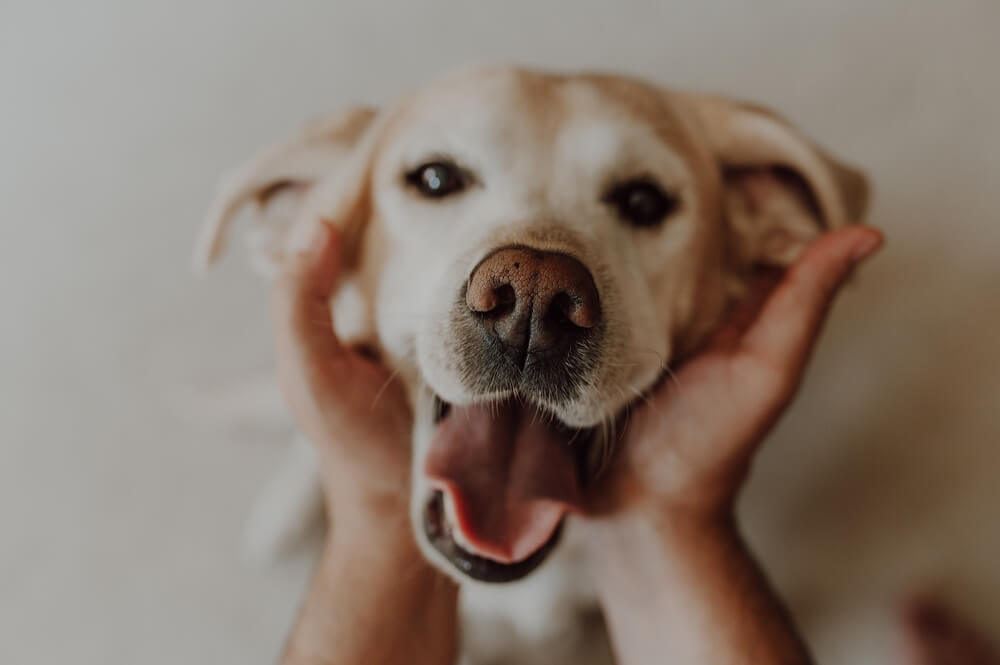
[423,490,565,583]
[422,395,601,583]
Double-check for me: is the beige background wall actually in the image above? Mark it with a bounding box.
[2,1,997,663]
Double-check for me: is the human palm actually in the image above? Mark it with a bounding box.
[594,226,883,516]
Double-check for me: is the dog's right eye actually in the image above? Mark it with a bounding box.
[603,178,679,228]
[405,161,466,198]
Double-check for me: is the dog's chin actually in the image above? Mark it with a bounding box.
[416,391,625,584]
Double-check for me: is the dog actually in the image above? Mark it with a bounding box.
[196,65,868,664]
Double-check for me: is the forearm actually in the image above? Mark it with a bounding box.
[282,521,459,665]
[590,510,811,665]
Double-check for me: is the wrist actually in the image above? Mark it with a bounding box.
[320,518,458,611]
[582,500,739,574]
[289,508,459,665]
[587,482,737,534]
[323,467,411,526]
[327,504,417,555]
[593,503,736,538]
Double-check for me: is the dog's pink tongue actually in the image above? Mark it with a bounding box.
[424,401,582,564]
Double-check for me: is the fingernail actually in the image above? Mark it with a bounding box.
[851,232,883,262]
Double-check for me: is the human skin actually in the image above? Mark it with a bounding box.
[581,225,883,665]
[273,221,457,665]
[272,219,883,665]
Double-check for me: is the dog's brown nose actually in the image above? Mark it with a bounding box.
[466,246,601,365]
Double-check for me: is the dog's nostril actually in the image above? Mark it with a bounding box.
[545,292,578,331]
[494,284,517,315]
[470,282,517,321]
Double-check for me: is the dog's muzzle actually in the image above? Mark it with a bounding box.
[422,245,605,582]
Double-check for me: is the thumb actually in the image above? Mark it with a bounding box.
[739,226,883,375]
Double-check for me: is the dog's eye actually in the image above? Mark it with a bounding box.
[604,179,678,228]
[405,161,466,198]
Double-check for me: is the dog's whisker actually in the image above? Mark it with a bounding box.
[370,367,402,410]
[631,347,668,365]
[596,413,615,478]
[603,362,643,369]
[662,363,682,392]
[626,382,655,409]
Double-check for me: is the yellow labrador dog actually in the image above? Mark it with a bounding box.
[196,65,867,664]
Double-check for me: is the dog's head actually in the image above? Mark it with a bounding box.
[198,66,868,584]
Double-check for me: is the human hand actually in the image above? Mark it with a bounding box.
[588,226,884,521]
[271,221,412,531]
[274,222,458,665]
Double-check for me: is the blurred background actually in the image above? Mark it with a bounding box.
[2,1,997,663]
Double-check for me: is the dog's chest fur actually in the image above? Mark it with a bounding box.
[458,520,614,665]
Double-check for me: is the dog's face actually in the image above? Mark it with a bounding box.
[198,66,867,584]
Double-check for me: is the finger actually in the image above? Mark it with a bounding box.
[704,268,782,352]
[739,226,883,373]
[271,221,348,384]
[281,218,343,303]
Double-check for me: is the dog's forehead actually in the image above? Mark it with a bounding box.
[381,69,561,164]
[383,68,698,166]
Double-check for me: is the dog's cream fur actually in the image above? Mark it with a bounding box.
[197,66,867,664]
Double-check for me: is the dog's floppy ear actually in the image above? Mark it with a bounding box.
[687,94,870,266]
[194,107,378,274]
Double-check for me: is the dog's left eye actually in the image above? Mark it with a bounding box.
[604,179,679,228]
[405,161,466,198]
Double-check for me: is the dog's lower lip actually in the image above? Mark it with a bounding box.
[422,490,563,583]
